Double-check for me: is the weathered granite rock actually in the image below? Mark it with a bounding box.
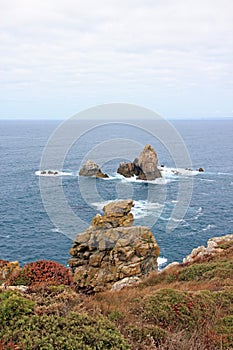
[117,145,161,180]
[0,260,20,284]
[183,234,233,264]
[79,160,109,178]
[69,200,160,292]
[111,276,140,291]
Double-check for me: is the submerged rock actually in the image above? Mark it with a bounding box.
[117,144,161,180]
[69,199,160,292]
[79,160,109,178]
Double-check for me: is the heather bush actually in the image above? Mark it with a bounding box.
[6,260,73,287]
[0,340,20,350]
[144,289,215,331]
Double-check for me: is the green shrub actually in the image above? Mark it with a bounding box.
[108,310,124,322]
[126,324,167,346]
[6,260,73,287]
[215,315,233,349]
[178,260,233,281]
[1,312,130,350]
[0,291,34,326]
[144,289,215,331]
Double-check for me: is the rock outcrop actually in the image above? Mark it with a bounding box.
[117,144,161,180]
[79,160,109,178]
[0,260,20,284]
[69,200,160,292]
[183,234,233,264]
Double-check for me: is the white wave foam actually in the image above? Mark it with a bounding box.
[159,166,199,177]
[51,227,63,233]
[192,207,203,220]
[110,173,171,185]
[199,178,216,182]
[202,224,216,231]
[157,256,168,270]
[132,200,164,219]
[35,170,73,177]
[159,216,169,221]
[92,199,164,219]
[217,172,233,176]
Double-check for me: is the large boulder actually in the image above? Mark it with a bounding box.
[69,200,160,292]
[117,145,161,180]
[79,160,109,178]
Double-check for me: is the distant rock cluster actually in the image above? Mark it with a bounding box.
[117,144,161,180]
[69,200,160,292]
[79,144,162,181]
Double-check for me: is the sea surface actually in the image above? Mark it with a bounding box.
[0,119,233,268]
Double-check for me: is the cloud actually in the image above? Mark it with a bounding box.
[0,0,232,118]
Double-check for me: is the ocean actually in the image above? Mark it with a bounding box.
[0,118,233,268]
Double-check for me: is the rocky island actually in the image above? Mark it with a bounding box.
[79,159,109,178]
[117,144,162,180]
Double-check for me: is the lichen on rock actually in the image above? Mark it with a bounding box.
[69,200,160,292]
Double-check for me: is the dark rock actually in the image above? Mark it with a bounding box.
[117,144,161,180]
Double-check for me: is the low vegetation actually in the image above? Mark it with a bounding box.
[0,241,233,350]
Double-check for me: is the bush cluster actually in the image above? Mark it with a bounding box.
[6,260,73,287]
[0,290,129,350]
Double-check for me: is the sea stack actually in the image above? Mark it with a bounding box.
[69,200,160,292]
[79,160,109,178]
[117,144,161,180]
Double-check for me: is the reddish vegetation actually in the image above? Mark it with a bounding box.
[0,340,20,350]
[6,260,73,287]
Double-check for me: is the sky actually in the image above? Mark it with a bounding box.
[0,0,233,120]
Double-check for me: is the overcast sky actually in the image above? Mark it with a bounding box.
[0,0,232,119]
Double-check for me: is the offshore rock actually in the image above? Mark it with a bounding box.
[69,200,160,292]
[117,144,161,180]
[79,160,109,178]
[137,144,161,180]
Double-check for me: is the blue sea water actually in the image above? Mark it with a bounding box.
[0,119,233,267]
